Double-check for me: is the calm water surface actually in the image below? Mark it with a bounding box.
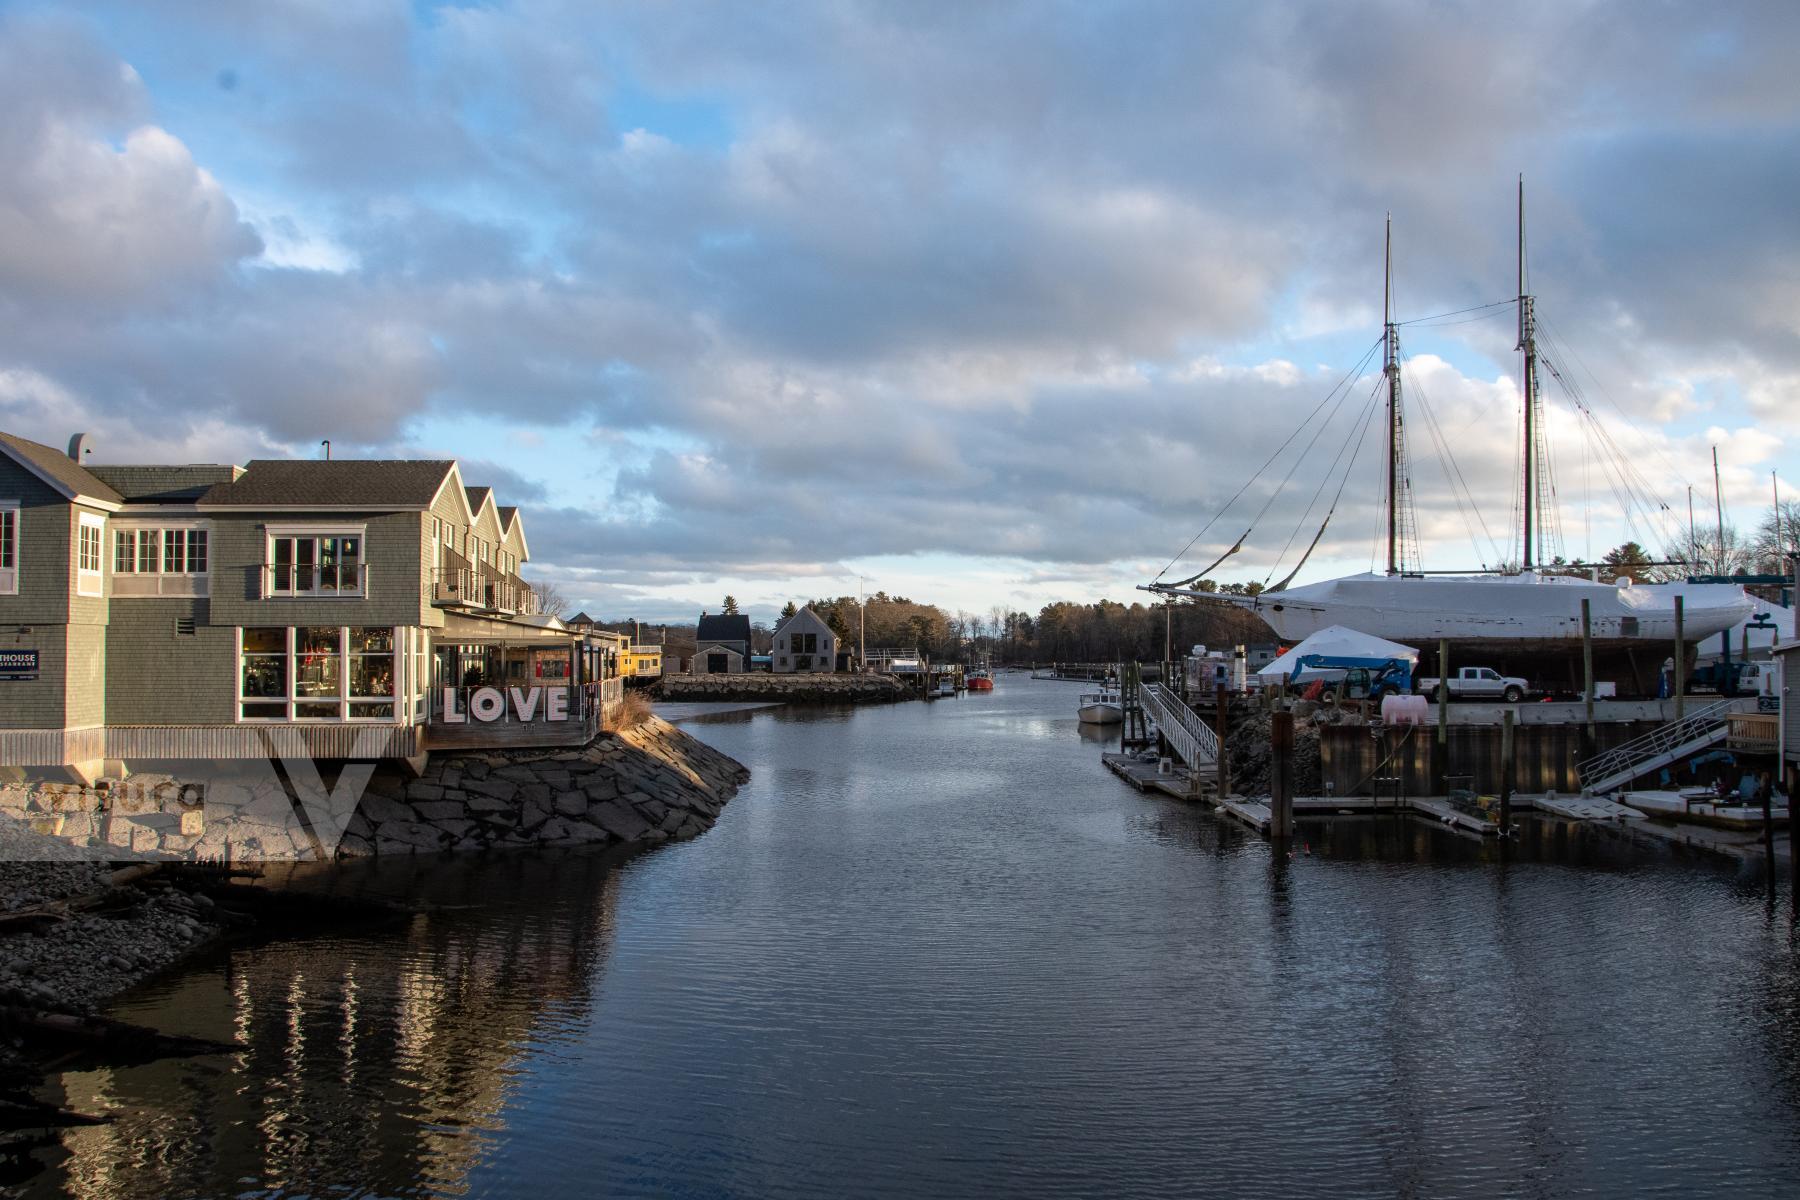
[22,677,1800,1197]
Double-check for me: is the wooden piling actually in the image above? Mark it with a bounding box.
[1270,710,1294,839]
[1215,685,1230,799]
[1581,597,1595,744]
[1673,596,1685,720]
[1437,638,1449,746]
[1499,708,1515,833]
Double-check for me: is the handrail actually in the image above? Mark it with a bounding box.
[1141,683,1219,766]
[1576,699,1735,789]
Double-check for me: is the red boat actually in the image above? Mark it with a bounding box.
[966,669,994,691]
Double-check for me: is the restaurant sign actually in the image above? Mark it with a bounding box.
[439,686,570,723]
[0,650,38,681]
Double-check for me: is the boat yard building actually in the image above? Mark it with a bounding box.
[0,431,624,782]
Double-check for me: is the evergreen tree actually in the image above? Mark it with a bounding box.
[780,600,797,621]
[722,595,740,615]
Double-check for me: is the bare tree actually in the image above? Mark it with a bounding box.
[531,579,573,618]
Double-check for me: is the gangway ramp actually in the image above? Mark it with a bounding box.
[1577,699,1739,796]
[1139,683,1217,770]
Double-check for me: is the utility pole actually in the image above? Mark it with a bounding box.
[858,576,868,673]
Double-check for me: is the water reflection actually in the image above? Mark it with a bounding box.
[24,679,1800,1197]
[34,852,626,1199]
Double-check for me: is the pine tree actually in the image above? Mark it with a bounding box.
[779,600,797,621]
[722,595,740,615]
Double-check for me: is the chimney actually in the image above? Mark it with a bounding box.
[67,433,90,462]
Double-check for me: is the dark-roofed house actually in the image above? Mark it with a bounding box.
[693,613,752,674]
[0,430,626,782]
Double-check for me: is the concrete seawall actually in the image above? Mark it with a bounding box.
[655,673,910,704]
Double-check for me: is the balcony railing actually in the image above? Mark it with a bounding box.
[430,566,540,616]
[260,563,367,599]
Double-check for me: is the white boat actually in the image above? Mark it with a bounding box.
[1077,691,1124,724]
[1198,572,1752,653]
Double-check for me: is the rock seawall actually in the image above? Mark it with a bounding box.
[342,716,748,856]
[0,716,748,862]
[655,672,909,704]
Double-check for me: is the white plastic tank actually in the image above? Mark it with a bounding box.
[1380,694,1430,726]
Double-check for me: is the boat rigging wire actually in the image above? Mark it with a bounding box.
[1399,345,1504,567]
[1152,334,1383,583]
[1265,385,1384,591]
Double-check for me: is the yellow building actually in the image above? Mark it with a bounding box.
[620,643,663,679]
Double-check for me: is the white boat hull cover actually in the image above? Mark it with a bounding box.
[1189,573,1755,648]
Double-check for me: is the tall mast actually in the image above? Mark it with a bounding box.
[1517,176,1538,571]
[1385,214,1400,576]
[1713,445,1726,573]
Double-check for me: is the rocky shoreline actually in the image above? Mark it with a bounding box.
[655,672,910,704]
[0,716,748,1038]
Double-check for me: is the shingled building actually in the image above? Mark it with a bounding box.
[0,431,624,782]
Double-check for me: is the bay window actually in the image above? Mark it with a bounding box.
[238,625,402,721]
[113,526,210,597]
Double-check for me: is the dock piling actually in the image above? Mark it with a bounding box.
[1215,685,1230,800]
[1673,596,1685,720]
[1436,638,1448,746]
[1581,598,1596,745]
[1499,708,1515,833]
[1270,710,1294,840]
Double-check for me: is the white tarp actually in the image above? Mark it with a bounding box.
[1257,624,1420,681]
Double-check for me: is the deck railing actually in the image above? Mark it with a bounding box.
[1141,683,1218,767]
[1576,699,1736,792]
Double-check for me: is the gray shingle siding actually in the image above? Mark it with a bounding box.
[105,599,235,724]
[206,509,432,629]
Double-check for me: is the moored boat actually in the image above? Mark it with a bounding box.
[966,669,994,691]
[1077,690,1123,724]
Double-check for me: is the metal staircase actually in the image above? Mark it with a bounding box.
[1140,683,1218,769]
[1577,699,1737,796]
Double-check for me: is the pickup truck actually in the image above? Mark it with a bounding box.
[1415,666,1529,703]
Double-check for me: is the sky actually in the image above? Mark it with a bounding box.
[2,0,1798,625]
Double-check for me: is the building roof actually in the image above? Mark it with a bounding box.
[566,611,595,627]
[0,431,125,506]
[697,614,753,644]
[465,486,494,518]
[197,459,457,508]
[87,464,241,502]
[775,605,832,636]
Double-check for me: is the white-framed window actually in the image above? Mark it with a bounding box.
[76,513,105,596]
[113,528,209,575]
[238,625,400,721]
[264,527,365,597]
[113,525,210,597]
[0,501,18,595]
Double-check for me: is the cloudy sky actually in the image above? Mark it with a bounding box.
[3,1,1797,623]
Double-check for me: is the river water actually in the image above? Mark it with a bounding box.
[21,677,1800,1197]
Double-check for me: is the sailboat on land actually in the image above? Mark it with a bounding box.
[1144,186,1754,679]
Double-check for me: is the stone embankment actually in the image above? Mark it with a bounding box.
[0,716,746,862]
[340,715,748,856]
[655,672,909,704]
